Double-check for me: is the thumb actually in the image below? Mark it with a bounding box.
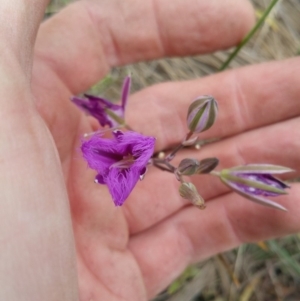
[0,0,49,75]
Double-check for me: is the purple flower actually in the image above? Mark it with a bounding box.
[71,76,131,127]
[220,164,292,211]
[81,130,155,206]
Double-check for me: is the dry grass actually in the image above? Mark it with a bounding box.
[47,1,300,300]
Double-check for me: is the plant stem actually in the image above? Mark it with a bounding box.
[105,108,134,131]
[210,170,220,177]
[165,131,194,162]
[219,0,280,71]
[217,254,240,287]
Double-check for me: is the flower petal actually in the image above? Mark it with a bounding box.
[220,177,287,211]
[114,131,155,168]
[224,174,288,196]
[121,76,131,109]
[71,94,125,128]
[84,94,123,112]
[105,166,141,206]
[229,164,294,174]
[81,136,123,174]
[81,131,155,206]
[95,174,105,184]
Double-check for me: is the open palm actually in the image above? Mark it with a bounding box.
[3,0,300,300]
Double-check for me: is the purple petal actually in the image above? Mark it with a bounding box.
[95,174,105,184]
[84,95,125,128]
[236,174,289,197]
[139,167,147,180]
[113,130,124,138]
[71,96,97,113]
[71,96,112,127]
[84,94,121,111]
[121,76,131,109]
[221,178,287,211]
[71,76,131,128]
[114,131,155,168]
[71,94,125,128]
[106,167,141,206]
[220,177,287,211]
[81,136,123,173]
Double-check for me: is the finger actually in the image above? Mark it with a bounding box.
[0,50,78,301]
[124,117,300,234]
[34,0,254,93]
[127,57,300,150]
[178,116,300,198]
[129,184,300,298]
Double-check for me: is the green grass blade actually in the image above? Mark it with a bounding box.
[268,240,300,276]
[219,0,280,71]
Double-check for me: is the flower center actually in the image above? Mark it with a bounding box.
[110,154,135,169]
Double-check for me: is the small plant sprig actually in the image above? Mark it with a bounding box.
[71,77,293,211]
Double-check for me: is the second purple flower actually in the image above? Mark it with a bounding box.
[71,76,131,128]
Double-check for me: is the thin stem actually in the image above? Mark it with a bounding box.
[166,144,184,162]
[217,254,240,288]
[177,174,184,183]
[124,124,134,131]
[210,170,220,177]
[105,108,134,131]
[219,0,280,71]
[83,126,121,138]
[195,137,220,147]
[165,131,194,162]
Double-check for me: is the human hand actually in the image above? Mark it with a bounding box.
[3,0,300,300]
[0,1,78,300]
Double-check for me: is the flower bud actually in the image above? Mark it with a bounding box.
[197,157,219,174]
[179,182,206,209]
[187,95,218,133]
[177,157,219,176]
[177,158,200,176]
[219,164,293,211]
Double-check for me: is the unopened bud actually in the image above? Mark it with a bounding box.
[179,182,206,209]
[197,157,219,174]
[177,157,219,176]
[177,158,200,175]
[219,164,293,211]
[187,95,218,133]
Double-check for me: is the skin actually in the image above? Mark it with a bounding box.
[1,0,300,300]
